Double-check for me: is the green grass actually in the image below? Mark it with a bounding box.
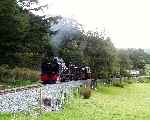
[2,83,150,120]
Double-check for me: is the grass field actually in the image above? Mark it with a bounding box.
[1,83,150,120]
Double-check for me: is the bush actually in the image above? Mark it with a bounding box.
[137,76,150,83]
[12,67,39,82]
[0,65,40,87]
[112,81,124,88]
[81,86,91,99]
[124,79,134,84]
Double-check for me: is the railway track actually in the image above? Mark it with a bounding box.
[0,83,42,95]
[0,79,92,96]
[0,81,85,112]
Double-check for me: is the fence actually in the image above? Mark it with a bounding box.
[0,81,88,113]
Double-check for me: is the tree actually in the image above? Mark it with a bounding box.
[16,13,52,69]
[59,39,84,65]
[117,49,132,77]
[0,0,16,16]
[127,48,145,74]
[82,31,118,79]
[0,0,51,69]
[117,48,146,76]
[0,0,29,66]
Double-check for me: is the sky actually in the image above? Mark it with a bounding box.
[36,0,150,48]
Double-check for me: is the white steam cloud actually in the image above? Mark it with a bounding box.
[50,17,82,56]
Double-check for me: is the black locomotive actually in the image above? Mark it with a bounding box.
[60,63,91,82]
[40,57,91,84]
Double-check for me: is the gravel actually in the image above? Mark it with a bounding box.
[0,81,84,112]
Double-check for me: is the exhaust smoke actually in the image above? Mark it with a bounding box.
[50,17,82,56]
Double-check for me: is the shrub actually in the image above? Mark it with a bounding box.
[81,86,91,99]
[12,67,39,82]
[0,65,40,87]
[137,76,150,83]
[112,81,124,88]
[124,79,134,84]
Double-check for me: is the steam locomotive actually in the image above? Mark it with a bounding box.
[40,57,91,84]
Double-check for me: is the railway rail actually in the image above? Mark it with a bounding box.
[0,83,42,95]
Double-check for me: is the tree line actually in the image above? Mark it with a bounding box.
[0,0,149,80]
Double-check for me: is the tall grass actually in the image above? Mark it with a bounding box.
[0,65,40,88]
[97,78,137,88]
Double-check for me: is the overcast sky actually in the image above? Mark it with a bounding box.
[37,0,150,48]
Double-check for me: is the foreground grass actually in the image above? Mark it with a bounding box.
[1,83,150,120]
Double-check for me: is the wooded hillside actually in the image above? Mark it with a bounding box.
[0,0,149,83]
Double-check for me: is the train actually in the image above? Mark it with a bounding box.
[40,57,91,84]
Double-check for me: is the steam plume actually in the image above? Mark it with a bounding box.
[50,17,82,56]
